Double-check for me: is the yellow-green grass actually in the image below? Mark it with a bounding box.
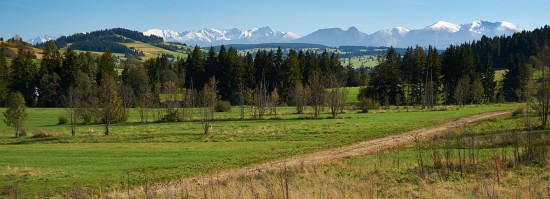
[146,109,549,198]
[346,87,361,103]
[71,50,126,59]
[341,55,378,68]
[121,41,187,60]
[0,104,520,197]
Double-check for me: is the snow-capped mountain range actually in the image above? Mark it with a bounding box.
[143,26,300,47]
[27,35,61,45]
[144,21,521,48]
[295,21,521,48]
[397,21,522,48]
[27,21,522,48]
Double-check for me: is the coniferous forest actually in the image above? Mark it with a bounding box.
[0,26,548,111]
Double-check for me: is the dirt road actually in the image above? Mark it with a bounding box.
[110,110,512,197]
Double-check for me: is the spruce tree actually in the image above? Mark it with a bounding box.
[281,49,301,102]
[9,49,38,106]
[481,54,496,102]
[37,41,63,107]
[97,49,116,84]
[0,51,8,106]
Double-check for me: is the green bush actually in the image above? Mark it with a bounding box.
[58,115,68,125]
[161,112,180,122]
[215,101,232,112]
[358,98,380,113]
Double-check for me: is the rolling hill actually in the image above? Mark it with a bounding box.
[34,28,189,60]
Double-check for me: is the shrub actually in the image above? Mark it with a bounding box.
[161,112,180,122]
[215,101,232,112]
[18,128,27,137]
[58,115,68,125]
[31,129,53,138]
[358,98,380,113]
[512,107,525,116]
[434,106,450,111]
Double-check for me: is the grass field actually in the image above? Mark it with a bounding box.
[121,41,188,60]
[346,87,361,102]
[0,104,520,197]
[341,55,379,68]
[136,108,549,198]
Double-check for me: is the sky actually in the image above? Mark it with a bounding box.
[1,0,549,40]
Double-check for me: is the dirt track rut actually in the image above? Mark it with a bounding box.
[111,110,512,197]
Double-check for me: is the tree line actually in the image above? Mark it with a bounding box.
[1,25,549,136]
[1,41,355,135]
[361,25,550,107]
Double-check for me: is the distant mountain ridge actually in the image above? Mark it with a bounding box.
[28,20,523,48]
[143,26,300,47]
[297,21,521,48]
[142,21,520,48]
[27,35,61,45]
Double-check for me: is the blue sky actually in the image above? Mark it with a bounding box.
[1,0,549,40]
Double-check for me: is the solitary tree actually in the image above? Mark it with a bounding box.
[3,92,28,137]
[326,74,348,118]
[200,77,218,134]
[162,81,180,122]
[270,88,280,117]
[470,77,484,104]
[534,47,550,127]
[308,70,325,118]
[99,74,124,135]
[292,84,309,114]
[66,87,81,136]
[454,76,470,106]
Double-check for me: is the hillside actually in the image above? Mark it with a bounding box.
[39,28,188,60]
[0,39,44,60]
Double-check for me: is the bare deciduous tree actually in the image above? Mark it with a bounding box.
[162,81,180,122]
[270,88,280,117]
[308,70,325,118]
[534,48,550,127]
[138,89,153,123]
[246,88,257,118]
[254,82,268,119]
[200,77,218,134]
[66,87,81,136]
[326,75,348,118]
[238,83,246,120]
[291,84,309,114]
[454,76,470,107]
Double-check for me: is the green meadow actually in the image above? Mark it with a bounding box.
[0,103,519,197]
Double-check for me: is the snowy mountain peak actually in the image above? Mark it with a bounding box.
[497,21,522,31]
[148,26,301,46]
[393,26,410,35]
[26,35,61,45]
[144,29,181,40]
[283,32,301,40]
[425,21,460,32]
